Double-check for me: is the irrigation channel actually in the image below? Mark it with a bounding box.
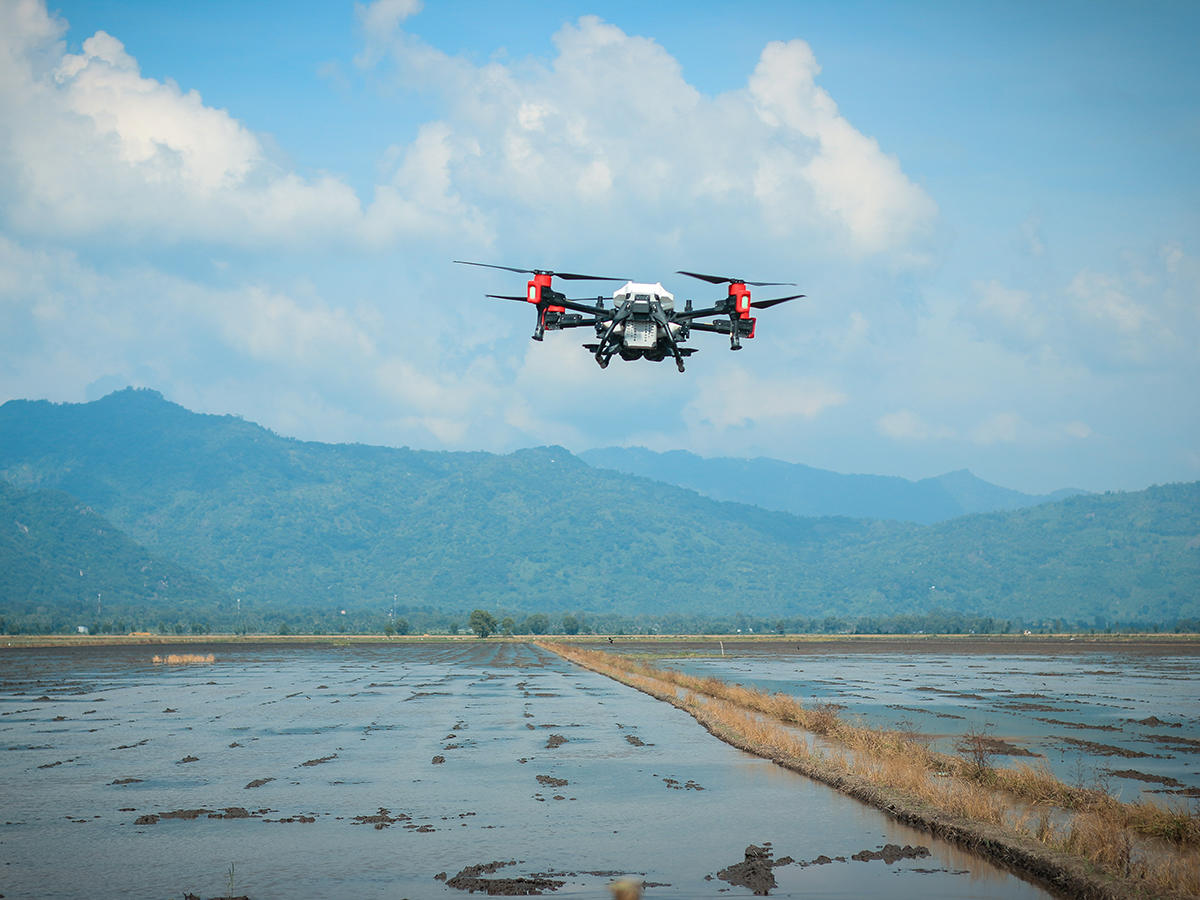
[0,639,1065,898]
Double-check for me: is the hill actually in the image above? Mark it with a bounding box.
[0,479,226,633]
[579,447,1082,523]
[1,389,1196,631]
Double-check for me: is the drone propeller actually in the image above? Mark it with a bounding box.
[455,260,627,281]
[676,270,796,288]
[750,293,806,310]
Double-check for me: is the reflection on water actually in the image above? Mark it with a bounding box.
[1,642,1054,898]
[653,643,1200,802]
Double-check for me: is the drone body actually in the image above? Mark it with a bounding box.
[456,261,804,372]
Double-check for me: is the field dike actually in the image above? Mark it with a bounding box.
[541,642,1200,900]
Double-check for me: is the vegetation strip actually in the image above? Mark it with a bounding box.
[542,642,1199,899]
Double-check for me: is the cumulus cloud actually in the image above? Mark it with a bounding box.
[368,16,936,257]
[0,1,479,248]
[356,0,422,67]
[2,3,934,262]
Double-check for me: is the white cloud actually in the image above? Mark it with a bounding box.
[969,411,1023,445]
[748,40,936,252]
[356,0,422,67]
[0,1,479,249]
[1069,270,1148,334]
[685,366,846,431]
[370,16,935,258]
[877,409,955,441]
[975,279,1042,341]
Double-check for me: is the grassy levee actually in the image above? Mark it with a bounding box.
[542,642,1200,900]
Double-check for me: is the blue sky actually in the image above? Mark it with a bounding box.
[1,0,1197,494]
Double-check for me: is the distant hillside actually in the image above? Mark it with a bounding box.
[579,447,1082,523]
[0,479,226,631]
[0,389,895,620]
[0,389,1195,630]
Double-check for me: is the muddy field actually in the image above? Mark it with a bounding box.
[0,641,1060,898]
[620,638,1200,802]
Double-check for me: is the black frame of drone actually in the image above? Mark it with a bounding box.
[454,261,804,372]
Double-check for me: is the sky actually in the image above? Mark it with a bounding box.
[1,0,1197,494]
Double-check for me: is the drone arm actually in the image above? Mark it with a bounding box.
[675,302,733,321]
[554,297,610,316]
[548,316,604,330]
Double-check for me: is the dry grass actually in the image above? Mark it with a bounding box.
[151,653,214,665]
[543,642,1200,899]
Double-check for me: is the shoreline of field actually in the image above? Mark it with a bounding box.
[4,632,1199,653]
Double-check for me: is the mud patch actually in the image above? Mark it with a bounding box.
[353,807,410,829]
[1129,716,1182,728]
[661,776,704,791]
[954,735,1039,758]
[1055,736,1161,759]
[299,754,337,767]
[536,774,568,788]
[438,860,565,895]
[1034,717,1121,732]
[244,778,274,789]
[1145,733,1200,754]
[716,844,781,895]
[851,844,931,864]
[1103,769,1183,787]
[544,734,567,749]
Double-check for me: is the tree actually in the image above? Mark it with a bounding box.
[501,617,515,636]
[469,609,498,639]
[523,613,549,635]
[561,614,580,635]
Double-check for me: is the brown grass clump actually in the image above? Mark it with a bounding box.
[541,641,1200,900]
[152,653,215,665]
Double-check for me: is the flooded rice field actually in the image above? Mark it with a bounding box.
[0,641,1055,899]
[645,639,1200,803]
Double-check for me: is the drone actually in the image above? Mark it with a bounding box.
[455,260,804,372]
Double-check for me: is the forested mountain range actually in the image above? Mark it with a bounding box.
[1,388,1196,633]
[0,478,226,632]
[580,447,1083,523]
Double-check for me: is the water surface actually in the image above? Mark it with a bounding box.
[1,642,1055,898]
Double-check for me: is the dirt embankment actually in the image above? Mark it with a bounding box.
[544,642,1190,900]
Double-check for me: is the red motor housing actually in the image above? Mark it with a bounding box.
[527,273,564,313]
[730,282,752,319]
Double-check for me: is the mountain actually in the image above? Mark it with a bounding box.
[579,447,1082,524]
[0,389,896,620]
[1,389,1196,630]
[0,478,226,632]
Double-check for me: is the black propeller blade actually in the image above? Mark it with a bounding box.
[750,294,806,310]
[676,270,796,288]
[455,260,627,281]
[485,294,528,302]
